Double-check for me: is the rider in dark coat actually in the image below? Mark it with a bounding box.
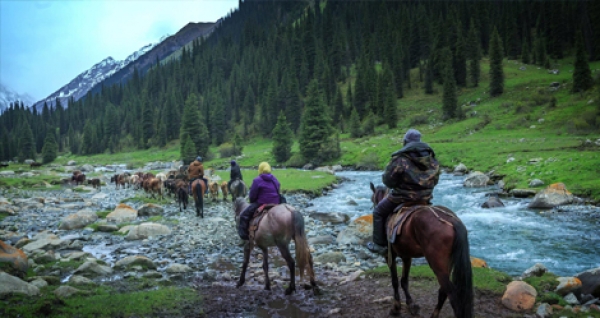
[228,160,243,192]
[367,129,440,256]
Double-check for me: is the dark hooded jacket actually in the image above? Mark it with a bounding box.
[230,163,243,181]
[382,141,440,203]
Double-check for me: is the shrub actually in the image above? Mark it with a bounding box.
[529,93,552,107]
[286,153,305,167]
[514,103,531,114]
[218,143,241,158]
[474,114,492,131]
[409,114,429,126]
[356,152,380,170]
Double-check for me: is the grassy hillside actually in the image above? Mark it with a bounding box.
[49,58,600,200]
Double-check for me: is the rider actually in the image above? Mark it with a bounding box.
[366,129,440,256]
[187,156,208,194]
[227,160,243,193]
[238,162,281,241]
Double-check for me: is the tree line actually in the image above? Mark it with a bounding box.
[1,0,598,165]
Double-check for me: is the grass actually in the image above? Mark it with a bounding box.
[95,211,111,218]
[120,195,172,205]
[147,216,163,222]
[0,285,201,318]
[0,174,62,191]
[211,169,337,194]
[0,212,10,222]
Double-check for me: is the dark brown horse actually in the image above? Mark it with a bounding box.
[177,185,189,212]
[87,178,101,190]
[191,179,207,217]
[30,162,42,169]
[369,182,473,318]
[233,198,318,295]
[71,173,86,185]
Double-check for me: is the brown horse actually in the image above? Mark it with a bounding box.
[229,179,247,201]
[87,178,101,190]
[177,183,189,212]
[220,181,228,201]
[369,182,473,318]
[208,181,219,201]
[233,198,318,296]
[191,179,207,217]
[71,173,86,185]
[30,162,42,169]
[143,177,163,199]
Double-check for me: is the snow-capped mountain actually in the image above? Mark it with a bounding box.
[0,83,35,114]
[32,40,160,111]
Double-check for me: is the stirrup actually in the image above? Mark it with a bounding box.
[366,242,387,256]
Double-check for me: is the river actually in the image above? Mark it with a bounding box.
[309,171,600,276]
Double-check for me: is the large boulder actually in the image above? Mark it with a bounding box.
[66,160,77,166]
[79,164,94,172]
[69,275,95,285]
[464,171,490,187]
[522,263,547,279]
[0,240,28,277]
[106,204,137,223]
[481,196,505,208]
[528,183,573,209]
[115,255,156,270]
[73,261,113,277]
[501,281,537,312]
[137,204,164,217]
[314,252,346,264]
[58,209,98,230]
[453,163,468,176]
[336,215,373,245]
[54,286,90,298]
[555,277,582,296]
[576,267,600,297]
[0,272,40,296]
[166,263,192,273]
[125,222,171,241]
[22,237,67,253]
[308,235,336,245]
[0,170,15,176]
[315,166,335,175]
[511,189,537,198]
[308,212,350,224]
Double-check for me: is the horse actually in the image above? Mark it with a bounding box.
[208,181,219,201]
[229,179,248,201]
[30,162,42,169]
[177,185,189,212]
[233,198,318,296]
[163,179,177,197]
[71,173,86,185]
[191,179,207,217]
[156,172,167,182]
[87,178,101,190]
[129,175,140,189]
[369,182,473,318]
[110,174,126,190]
[220,181,229,201]
[143,177,163,199]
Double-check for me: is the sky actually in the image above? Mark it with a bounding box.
[0,0,238,101]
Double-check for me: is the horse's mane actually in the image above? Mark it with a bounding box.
[234,198,247,213]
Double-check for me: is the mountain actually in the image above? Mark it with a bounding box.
[0,83,35,114]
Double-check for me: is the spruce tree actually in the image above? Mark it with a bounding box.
[157,122,167,147]
[180,93,209,156]
[467,20,481,87]
[180,134,196,165]
[349,107,362,138]
[233,133,243,155]
[424,58,434,94]
[454,28,467,87]
[572,31,593,93]
[521,38,530,64]
[299,79,333,163]
[141,93,154,149]
[41,128,58,164]
[489,28,505,97]
[361,110,376,136]
[18,123,36,162]
[272,111,293,163]
[383,84,397,129]
[441,47,457,120]
[82,120,94,155]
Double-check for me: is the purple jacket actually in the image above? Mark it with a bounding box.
[249,173,281,205]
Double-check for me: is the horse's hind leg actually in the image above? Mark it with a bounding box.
[401,257,420,316]
[308,253,320,295]
[276,243,296,295]
[388,252,402,316]
[237,241,252,288]
[261,247,271,291]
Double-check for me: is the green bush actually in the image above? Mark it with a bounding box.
[409,114,429,126]
[218,143,241,158]
[356,152,380,170]
[286,153,306,167]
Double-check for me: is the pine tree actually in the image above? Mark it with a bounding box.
[384,84,397,129]
[424,58,434,94]
[233,133,243,155]
[489,28,505,97]
[349,107,362,138]
[180,134,196,165]
[180,93,209,156]
[467,19,481,87]
[82,120,95,155]
[272,111,293,163]
[141,92,154,148]
[521,38,530,64]
[157,122,167,147]
[299,80,334,163]
[41,128,58,164]
[454,27,467,87]
[441,47,457,120]
[572,31,593,93]
[18,123,36,162]
[361,110,376,136]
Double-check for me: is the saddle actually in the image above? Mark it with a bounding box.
[249,204,278,239]
[386,202,457,244]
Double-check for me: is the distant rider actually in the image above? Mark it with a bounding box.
[366,129,440,256]
[228,160,243,193]
[238,162,281,241]
[187,156,208,194]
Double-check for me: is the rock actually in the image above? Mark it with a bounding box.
[34,251,56,264]
[166,263,192,273]
[0,170,15,176]
[481,196,504,208]
[138,203,164,216]
[501,281,537,312]
[341,270,363,283]
[506,157,515,163]
[125,222,172,240]
[528,183,574,209]
[550,82,560,88]
[302,163,314,170]
[54,286,89,298]
[308,235,336,245]
[464,171,490,187]
[373,296,394,304]
[0,240,28,277]
[67,160,77,166]
[470,257,488,268]
[576,267,600,297]
[91,193,108,200]
[143,271,163,279]
[79,164,94,172]
[336,215,373,245]
[536,303,553,318]
[308,212,349,224]
[115,256,157,270]
[529,179,545,187]
[73,261,113,277]
[315,166,335,175]
[522,263,547,278]
[347,199,358,206]
[563,292,579,305]
[511,189,537,198]
[58,209,98,230]
[69,275,95,285]
[555,277,582,296]
[0,272,40,296]
[326,308,341,316]
[106,203,137,223]
[30,278,48,289]
[22,238,67,253]
[202,270,217,282]
[332,165,343,172]
[548,69,560,75]
[596,139,600,147]
[24,159,35,164]
[453,163,468,175]
[519,66,527,71]
[96,224,118,232]
[315,252,346,264]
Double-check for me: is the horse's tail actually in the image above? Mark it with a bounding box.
[292,209,313,282]
[235,180,245,198]
[450,219,473,318]
[195,180,203,207]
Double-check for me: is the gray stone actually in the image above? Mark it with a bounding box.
[522,263,547,278]
[550,82,560,88]
[115,255,156,270]
[308,235,336,245]
[481,196,505,208]
[202,270,217,282]
[536,303,553,318]
[125,223,171,241]
[54,286,89,298]
[0,272,40,296]
[138,203,164,216]
[106,204,137,223]
[30,278,48,289]
[555,277,582,296]
[67,160,77,166]
[59,209,98,230]
[79,164,94,172]
[563,292,579,305]
[308,212,349,224]
[143,271,163,279]
[69,275,95,285]
[0,170,15,176]
[23,238,67,253]
[73,261,113,277]
[529,179,545,187]
[96,224,118,232]
[528,183,573,209]
[511,189,537,198]
[464,171,490,187]
[166,263,192,273]
[91,193,108,200]
[453,163,468,174]
[302,163,314,170]
[315,252,346,264]
[24,159,35,164]
[576,267,600,298]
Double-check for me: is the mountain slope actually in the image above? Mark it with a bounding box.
[0,83,35,113]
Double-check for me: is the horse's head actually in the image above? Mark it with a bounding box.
[370,182,388,208]
[234,197,247,218]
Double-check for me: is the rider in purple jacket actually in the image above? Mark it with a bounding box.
[238,162,282,240]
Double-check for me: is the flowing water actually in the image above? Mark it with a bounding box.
[310,171,600,276]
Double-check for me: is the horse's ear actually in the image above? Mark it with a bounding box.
[370,182,376,193]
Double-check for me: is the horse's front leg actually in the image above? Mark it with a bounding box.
[389,251,401,316]
[261,247,270,291]
[401,257,420,316]
[237,241,252,288]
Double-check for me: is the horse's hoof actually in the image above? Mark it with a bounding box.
[408,303,420,316]
[284,288,293,295]
[389,301,401,317]
[264,286,271,291]
[236,281,244,288]
[312,287,321,296]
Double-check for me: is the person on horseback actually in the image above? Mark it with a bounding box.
[188,156,208,194]
[238,162,282,240]
[227,160,243,193]
[366,129,440,256]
